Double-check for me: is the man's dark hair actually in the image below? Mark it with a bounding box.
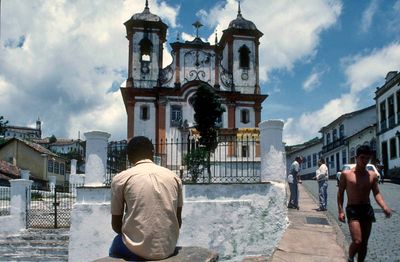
[127,136,154,164]
[356,145,372,157]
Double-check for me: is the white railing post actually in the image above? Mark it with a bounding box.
[259,120,285,182]
[84,131,111,186]
[9,179,33,230]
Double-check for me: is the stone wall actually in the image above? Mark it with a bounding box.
[68,183,287,262]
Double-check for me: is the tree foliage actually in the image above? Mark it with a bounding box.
[191,84,225,179]
[192,84,225,152]
[0,116,8,135]
[0,116,9,144]
[183,147,207,183]
[49,134,57,143]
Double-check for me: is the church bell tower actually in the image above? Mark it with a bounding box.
[124,0,168,89]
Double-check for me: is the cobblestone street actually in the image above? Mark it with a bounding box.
[302,180,400,262]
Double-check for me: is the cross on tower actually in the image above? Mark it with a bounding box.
[192,21,203,39]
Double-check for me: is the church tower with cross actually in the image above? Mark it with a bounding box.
[121,1,268,152]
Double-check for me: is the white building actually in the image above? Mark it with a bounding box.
[375,71,400,178]
[320,105,376,173]
[3,119,42,140]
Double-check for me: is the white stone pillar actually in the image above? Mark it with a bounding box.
[71,159,77,175]
[259,120,285,182]
[84,131,111,186]
[48,175,56,192]
[21,170,30,180]
[10,179,33,230]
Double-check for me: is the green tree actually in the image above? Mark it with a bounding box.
[49,134,57,143]
[184,147,207,183]
[192,84,225,180]
[0,116,9,144]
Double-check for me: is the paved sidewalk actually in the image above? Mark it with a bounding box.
[269,184,347,262]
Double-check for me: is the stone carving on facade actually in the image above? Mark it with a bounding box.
[159,64,174,86]
[220,62,234,90]
[183,50,213,84]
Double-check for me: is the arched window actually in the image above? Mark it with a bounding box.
[239,45,250,68]
[139,38,152,62]
[240,109,250,124]
[140,105,150,120]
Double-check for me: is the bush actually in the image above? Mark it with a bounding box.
[31,191,43,201]
[184,148,208,183]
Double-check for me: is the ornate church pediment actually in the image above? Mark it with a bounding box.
[183,50,214,84]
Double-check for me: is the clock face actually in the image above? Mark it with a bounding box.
[241,72,249,80]
[141,65,150,74]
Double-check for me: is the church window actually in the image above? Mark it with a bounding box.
[48,159,54,173]
[240,109,250,124]
[60,163,65,176]
[139,37,152,62]
[54,162,60,174]
[239,45,250,68]
[140,105,150,120]
[241,145,249,157]
[171,105,182,127]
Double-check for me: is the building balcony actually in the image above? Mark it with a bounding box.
[388,115,396,129]
[322,137,346,153]
[380,120,387,132]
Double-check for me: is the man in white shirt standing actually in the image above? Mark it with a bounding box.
[315,159,329,211]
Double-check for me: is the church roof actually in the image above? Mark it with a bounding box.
[130,1,163,23]
[228,13,258,31]
[228,2,258,31]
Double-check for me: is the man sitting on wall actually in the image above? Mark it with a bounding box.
[109,136,183,260]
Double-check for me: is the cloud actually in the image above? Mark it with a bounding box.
[343,42,400,93]
[284,42,400,144]
[283,94,357,145]
[201,0,342,82]
[302,65,329,92]
[0,0,179,141]
[360,0,379,33]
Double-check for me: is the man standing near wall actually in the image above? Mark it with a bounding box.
[315,159,329,211]
[109,136,183,260]
[337,145,392,262]
[287,156,302,210]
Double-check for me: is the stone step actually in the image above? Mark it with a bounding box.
[0,245,68,256]
[0,229,69,261]
[5,234,70,241]
[1,253,68,262]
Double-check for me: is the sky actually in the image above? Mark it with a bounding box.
[1,0,400,145]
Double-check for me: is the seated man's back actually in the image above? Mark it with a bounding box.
[110,137,183,260]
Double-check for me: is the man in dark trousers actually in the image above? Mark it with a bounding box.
[337,145,392,262]
[287,156,302,209]
[109,136,183,260]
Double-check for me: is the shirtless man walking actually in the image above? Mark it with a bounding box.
[337,145,392,262]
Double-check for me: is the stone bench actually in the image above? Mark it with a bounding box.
[93,246,219,262]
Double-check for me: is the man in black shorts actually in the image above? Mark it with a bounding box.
[337,145,392,262]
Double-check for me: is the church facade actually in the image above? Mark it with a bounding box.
[121,2,268,148]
